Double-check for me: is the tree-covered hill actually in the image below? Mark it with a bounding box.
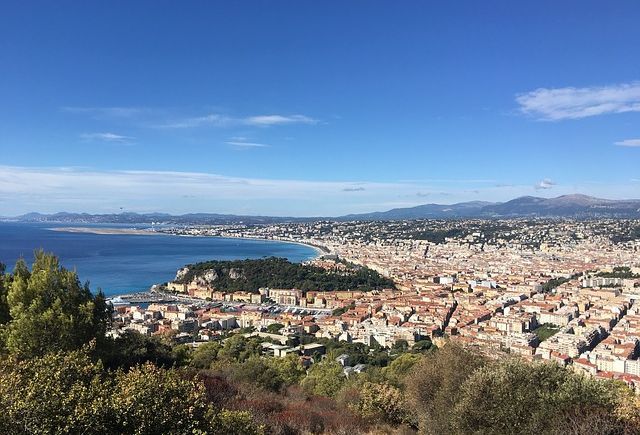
[173,257,395,292]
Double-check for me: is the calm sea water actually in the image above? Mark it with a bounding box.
[0,222,318,296]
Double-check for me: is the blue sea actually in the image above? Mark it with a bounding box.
[0,222,319,296]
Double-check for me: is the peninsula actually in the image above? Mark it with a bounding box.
[49,227,159,236]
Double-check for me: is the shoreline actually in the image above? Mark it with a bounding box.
[49,226,162,236]
[219,234,330,257]
[47,226,328,299]
[49,226,329,258]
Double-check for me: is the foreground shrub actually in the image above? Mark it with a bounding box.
[300,360,345,397]
[0,349,112,434]
[0,348,262,434]
[405,342,485,433]
[453,358,626,434]
[111,362,212,434]
[351,381,411,425]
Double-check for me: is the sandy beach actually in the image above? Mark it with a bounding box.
[49,227,160,236]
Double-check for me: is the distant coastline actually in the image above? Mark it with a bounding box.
[0,224,322,296]
[47,225,327,259]
[49,227,160,236]
[217,234,329,257]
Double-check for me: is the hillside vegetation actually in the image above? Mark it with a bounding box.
[173,257,395,292]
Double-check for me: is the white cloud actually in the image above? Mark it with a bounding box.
[160,114,233,129]
[615,139,640,147]
[225,140,270,149]
[64,106,319,129]
[398,178,497,184]
[516,82,640,120]
[1,166,636,216]
[159,113,318,129]
[62,106,146,118]
[243,114,318,126]
[80,132,134,143]
[0,165,410,215]
[535,178,556,190]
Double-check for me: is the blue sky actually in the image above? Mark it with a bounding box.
[1,1,639,216]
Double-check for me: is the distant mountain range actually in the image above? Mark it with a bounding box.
[340,201,497,220]
[480,194,640,218]
[343,194,640,220]
[8,211,304,225]
[4,194,640,224]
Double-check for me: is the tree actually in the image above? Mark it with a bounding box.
[391,339,409,353]
[217,334,262,363]
[111,362,214,434]
[190,341,223,369]
[0,263,9,325]
[0,346,263,434]
[170,343,191,367]
[382,352,422,387]
[411,339,433,353]
[96,329,177,370]
[266,323,285,333]
[4,251,110,358]
[352,381,410,425]
[551,404,638,435]
[220,356,284,392]
[0,347,114,434]
[211,410,263,435]
[266,353,307,386]
[174,257,394,292]
[404,342,486,434]
[326,342,371,365]
[453,358,624,434]
[301,361,345,397]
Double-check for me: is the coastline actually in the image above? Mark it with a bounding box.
[49,226,162,236]
[49,226,329,259]
[219,234,329,258]
[45,226,326,299]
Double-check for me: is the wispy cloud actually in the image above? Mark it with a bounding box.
[79,132,134,143]
[2,166,636,216]
[535,178,556,190]
[160,114,233,129]
[64,106,319,130]
[615,139,640,147]
[244,115,318,126]
[62,106,146,118]
[225,139,270,149]
[398,178,497,184]
[516,82,640,120]
[159,113,318,129]
[0,166,465,215]
[342,186,365,192]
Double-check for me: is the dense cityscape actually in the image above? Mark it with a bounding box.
[3,1,640,433]
[106,219,640,393]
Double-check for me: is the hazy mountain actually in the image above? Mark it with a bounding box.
[5,194,640,224]
[481,194,640,218]
[339,201,497,220]
[341,194,640,220]
[9,211,309,225]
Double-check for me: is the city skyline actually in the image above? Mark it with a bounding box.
[1,2,639,215]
